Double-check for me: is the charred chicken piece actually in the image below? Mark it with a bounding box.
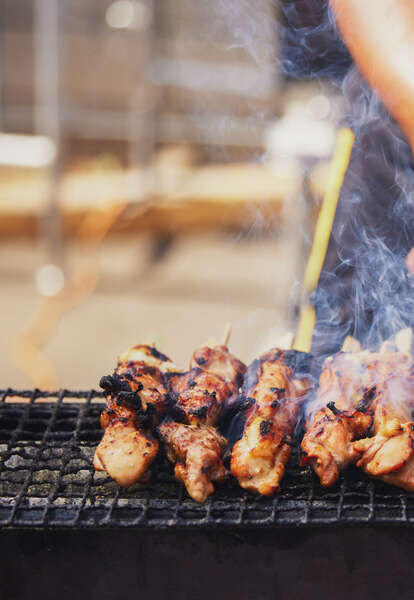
[158,421,227,503]
[94,344,175,487]
[302,349,414,489]
[161,344,246,502]
[166,368,232,426]
[352,352,414,490]
[231,349,312,496]
[190,344,246,395]
[301,352,377,486]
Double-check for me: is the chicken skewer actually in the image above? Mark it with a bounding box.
[302,330,414,489]
[301,350,374,487]
[158,341,246,502]
[94,344,177,487]
[231,348,313,496]
[352,333,414,491]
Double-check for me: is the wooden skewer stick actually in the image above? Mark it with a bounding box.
[222,322,232,347]
[342,336,361,353]
[395,327,413,355]
[202,323,232,349]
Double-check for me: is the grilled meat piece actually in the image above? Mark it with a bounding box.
[231,349,312,496]
[190,344,246,394]
[302,406,372,487]
[162,344,246,501]
[94,344,174,486]
[93,421,158,487]
[158,421,227,503]
[301,352,375,486]
[166,368,231,426]
[352,352,414,489]
[302,349,414,489]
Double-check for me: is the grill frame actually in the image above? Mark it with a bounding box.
[1,388,414,530]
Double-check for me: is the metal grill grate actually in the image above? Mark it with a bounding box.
[1,388,414,529]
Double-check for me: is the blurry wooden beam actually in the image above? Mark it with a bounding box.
[0,161,300,237]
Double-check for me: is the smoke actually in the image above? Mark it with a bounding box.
[214,0,414,357]
[214,0,278,72]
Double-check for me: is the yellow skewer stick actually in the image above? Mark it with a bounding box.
[294,127,355,353]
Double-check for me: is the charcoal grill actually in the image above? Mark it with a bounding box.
[1,387,414,530]
[2,388,414,600]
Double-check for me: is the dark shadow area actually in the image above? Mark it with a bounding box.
[1,526,413,600]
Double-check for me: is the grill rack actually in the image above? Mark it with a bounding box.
[1,388,414,529]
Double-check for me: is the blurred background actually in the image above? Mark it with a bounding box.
[0,0,347,388]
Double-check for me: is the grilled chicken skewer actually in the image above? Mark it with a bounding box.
[94,345,177,487]
[302,335,414,490]
[231,349,312,496]
[301,351,374,487]
[352,349,414,491]
[158,344,246,502]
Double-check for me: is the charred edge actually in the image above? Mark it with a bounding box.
[259,419,273,436]
[99,374,131,393]
[282,350,314,376]
[327,401,341,416]
[242,359,261,395]
[165,392,176,408]
[189,406,208,419]
[168,403,186,423]
[355,386,376,413]
[149,347,169,362]
[240,396,255,411]
[365,385,376,402]
[125,362,158,377]
[116,390,142,410]
[136,402,157,428]
[271,387,285,398]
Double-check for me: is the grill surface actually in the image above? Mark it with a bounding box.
[1,388,414,529]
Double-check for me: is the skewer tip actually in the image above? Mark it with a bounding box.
[222,322,232,347]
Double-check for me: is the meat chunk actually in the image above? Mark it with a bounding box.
[231,349,312,495]
[301,352,376,486]
[190,344,246,394]
[94,344,173,487]
[158,421,227,503]
[353,360,414,489]
[302,407,372,486]
[161,344,246,501]
[302,348,414,489]
[94,421,158,487]
[166,368,230,426]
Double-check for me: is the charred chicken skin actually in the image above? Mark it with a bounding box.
[158,344,246,502]
[301,352,374,487]
[352,351,414,490]
[231,349,312,496]
[94,344,177,487]
[302,349,414,490]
